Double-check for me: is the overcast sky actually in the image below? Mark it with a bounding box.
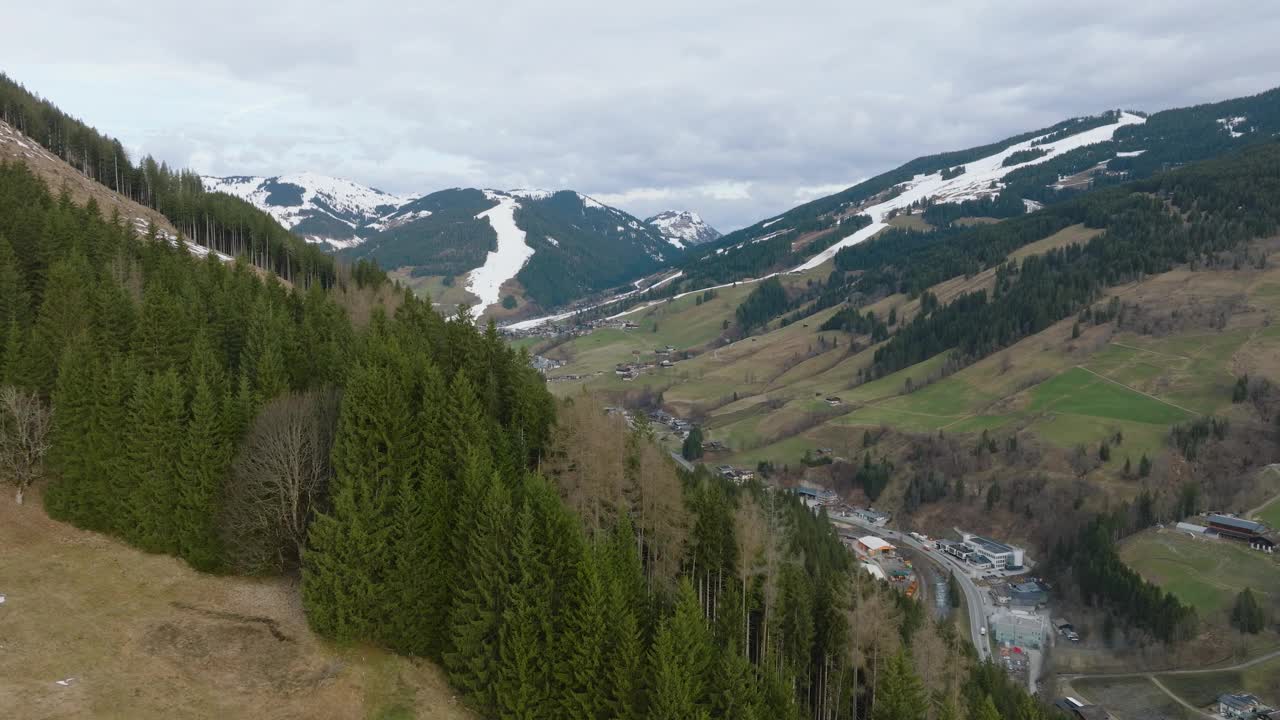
[7,1,1280,230]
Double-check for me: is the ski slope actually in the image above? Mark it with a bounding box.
[466,192,536,310]
[793,111,1146,271]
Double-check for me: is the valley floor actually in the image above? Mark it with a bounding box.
[0,492,472,720]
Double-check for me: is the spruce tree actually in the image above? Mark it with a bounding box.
[555,545,610,720]
[648,579,714,719]
[445,471,514,715]
[973,695,1001,720]
[497,482,556,720]
[174,372,231,571]
[125,369,186,553]
[45,333,100,525]
[303,357,415,640]
[871,651,927,720]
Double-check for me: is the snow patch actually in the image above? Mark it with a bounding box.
[466,193,535,311]
[1217,116,1248,139]
[545,236,559,247]
[1115,150,1146,157]
[1022,199,1043,212]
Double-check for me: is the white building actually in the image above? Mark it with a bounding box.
[960,532,1025,570]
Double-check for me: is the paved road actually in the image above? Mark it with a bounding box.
[830,515,992,663]
[669,451,695,471]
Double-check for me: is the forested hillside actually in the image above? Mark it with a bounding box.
[0,73,336,285]
[0,152,1062,719]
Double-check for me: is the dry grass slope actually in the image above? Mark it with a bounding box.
[0,493,472,720]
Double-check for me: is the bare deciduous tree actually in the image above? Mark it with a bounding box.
[0,386,52,505]
[221,389,339,574]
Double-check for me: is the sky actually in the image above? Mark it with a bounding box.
[7,1,1280,231]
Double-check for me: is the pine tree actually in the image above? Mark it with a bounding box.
[446,471,514,715]
[973,695,1001,720]
[648,579,714,720]
[496,483,555,720]
[303,357,415,640]
[18,252,91,393]
[555,545,610,720]
[601,515,647,719]
[44,333,100,525]
[174,372,230,571]
[94,354,138,536]
[710,643,760,719]
[125,369,186,553]
[0,235,30,355]
[1231,587,1266,634]
[871,651,927,720]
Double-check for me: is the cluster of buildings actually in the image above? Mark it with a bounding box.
[648,410,693,436]
[714,464,756,484]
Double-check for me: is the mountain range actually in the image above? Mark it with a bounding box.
[200,174,721,313]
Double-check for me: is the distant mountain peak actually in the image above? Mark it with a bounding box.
[645,210,722,248]
[201,173,417,247]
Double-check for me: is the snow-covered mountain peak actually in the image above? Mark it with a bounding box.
[202,173,418,248]
[645,210,722,248]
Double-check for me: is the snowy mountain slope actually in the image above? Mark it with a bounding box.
[792,111,1146,270]
[337,187,684,312]
[202,173,416,247]
[645,210,722,247]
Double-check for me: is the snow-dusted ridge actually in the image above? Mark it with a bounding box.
[793,111,1146,271]
[201,173,418,248]
[507,111,1147,330]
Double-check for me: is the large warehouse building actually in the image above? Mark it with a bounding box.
[961,532,1025,570]
[857,536,895,557]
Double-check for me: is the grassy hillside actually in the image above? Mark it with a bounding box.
[0,494,472,720]
[1119,529,1280,615]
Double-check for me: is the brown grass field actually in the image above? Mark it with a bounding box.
[0,492,472,720]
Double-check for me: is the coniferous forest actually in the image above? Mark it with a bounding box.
[0,153,1064,719]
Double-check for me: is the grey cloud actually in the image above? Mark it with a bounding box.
[7,0,1280,230]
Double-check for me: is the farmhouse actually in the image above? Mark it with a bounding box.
[1206,514,1277,549]
[1218,692,1265,719]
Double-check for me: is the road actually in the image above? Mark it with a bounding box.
[830,514,992,662]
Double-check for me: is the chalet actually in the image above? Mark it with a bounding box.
[659,359,674,368]
[825,396,843,406]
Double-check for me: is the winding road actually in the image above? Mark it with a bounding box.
[830,514,992,662]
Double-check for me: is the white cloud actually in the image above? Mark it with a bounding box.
[794,182,861,200]
[6,1,1280,231]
